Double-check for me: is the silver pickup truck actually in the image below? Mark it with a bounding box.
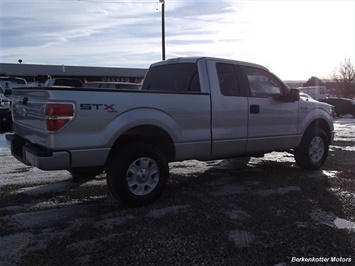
[6,57,334,206]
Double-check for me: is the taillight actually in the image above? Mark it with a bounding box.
[45,103,75,132]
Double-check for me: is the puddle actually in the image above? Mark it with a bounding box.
[330,145,355,151]
[228,230,255,248]
[94,215,135,230]
[8,206,89,228]
[0,233,33,258]
[334,218,355,230]
[257,151,295,163]
[322,170,338,178]
[18,180,73,195]
[225,209,250,221]
[211,184,245,196]
[310,209,355,230]
[9,167,33,174]
[257,186,301,197]
[145,205,190,218]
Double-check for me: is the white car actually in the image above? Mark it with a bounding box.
[299,92,314,101]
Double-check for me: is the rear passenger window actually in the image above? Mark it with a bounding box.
[216,63,240,96]
[142,63,200,92]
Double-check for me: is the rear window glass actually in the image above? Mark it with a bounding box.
[216,63,240,96]
[142,63,200,92]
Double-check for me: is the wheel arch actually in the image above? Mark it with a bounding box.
[303,118,332,144]
[106,125,176,166]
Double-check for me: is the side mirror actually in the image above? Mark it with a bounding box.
[4,89,12,96]
[282,88,300,102]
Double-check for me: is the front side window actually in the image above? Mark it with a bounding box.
[142,63,200,92]
[242,66,283,97]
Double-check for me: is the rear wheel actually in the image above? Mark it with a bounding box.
[294,127,329,170]
[106,143,169,207]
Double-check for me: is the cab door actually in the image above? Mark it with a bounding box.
[240,66,300,153]
[207,60,249,158]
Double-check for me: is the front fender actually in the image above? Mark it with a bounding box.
[299,106,334,142]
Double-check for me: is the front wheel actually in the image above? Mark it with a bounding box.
[294,128,329,170]
[106,143,169,207]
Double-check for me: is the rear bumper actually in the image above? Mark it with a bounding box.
[6,133,71,170]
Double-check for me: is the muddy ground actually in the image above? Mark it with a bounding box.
[0,118,354,265]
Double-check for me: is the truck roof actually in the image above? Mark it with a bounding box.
[150,57,269,71]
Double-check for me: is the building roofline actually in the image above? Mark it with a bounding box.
[0,63,147,77]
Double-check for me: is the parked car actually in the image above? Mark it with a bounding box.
[43,78,83,87]
[297,86,327,100]
[0,76,27,90]
[320,97,355,117]
[0,76,28,102]
[0,76,29,132]
[83,81,141,90]
[0,85,12,132]
[299,92,314,101]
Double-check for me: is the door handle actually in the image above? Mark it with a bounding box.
[250,105,260,114]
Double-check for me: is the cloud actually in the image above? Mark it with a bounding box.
[1,0,240,66]
[1,0,354,79]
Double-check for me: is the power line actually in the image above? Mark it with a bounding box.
[78,0,158,3]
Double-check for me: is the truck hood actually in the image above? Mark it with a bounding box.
[299,95,334,115]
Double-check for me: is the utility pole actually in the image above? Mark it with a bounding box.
[160,0,165,60]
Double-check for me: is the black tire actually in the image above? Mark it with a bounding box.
[294,127,329,170]
[106,143,169,207]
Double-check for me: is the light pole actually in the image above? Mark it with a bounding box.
[160,0,165,60]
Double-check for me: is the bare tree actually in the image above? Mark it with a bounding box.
[331,58,355,97]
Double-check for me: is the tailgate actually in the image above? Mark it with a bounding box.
[12,88,49,132]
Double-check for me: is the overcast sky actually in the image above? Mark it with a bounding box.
[1,0,354,80]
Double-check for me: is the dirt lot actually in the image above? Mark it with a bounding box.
[0,118,354,265]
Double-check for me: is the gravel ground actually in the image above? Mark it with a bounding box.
[0,118,354,266]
